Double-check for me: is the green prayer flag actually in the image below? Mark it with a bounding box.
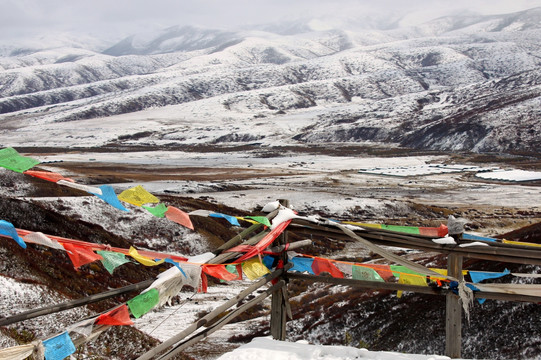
[352,265,384,282]
[390,265,424,278]
[142,203,168,218]
[0,147,40,173]
[245,216,272,227]
[381,225,420,235]
[127,288,160,318]
[97,250,131,274]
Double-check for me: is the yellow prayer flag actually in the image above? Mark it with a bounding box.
[429,268,468,281]
[118,185,160,207]
[236,216,258,225]
[342,221,382,229]
[397,273,427,298]
[128,247,164,266]
[241,258,270,280]
[502,239,541,248]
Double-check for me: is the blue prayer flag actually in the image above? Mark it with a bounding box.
[0,220,26,249]
[91,185,129,212]
[43,332,76,360]
[290,257,315,274]
[209,213,240,226]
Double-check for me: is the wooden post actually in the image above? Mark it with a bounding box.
[445,253,463,358]
[271,199,290,341]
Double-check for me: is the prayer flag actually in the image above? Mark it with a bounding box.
[364,264,394,281]
[43,332,76,360]
[242,258,270,280]
[245,216,271,227]
[57,180,102,195]
[127,288,160,318]
[352,265,384,282]
[0,147,39,173]
[24,170,74,183]
[0,220,26,249]
[225,264,243,280]
[143,203,168,218]
[202,264,238,281]
[0,343,37,359]
[23,232,64,250]
[262,255,276,270]
[97,250,131,274]
[164,258,187,277]
[397,273,427,298]
[289,257,315,274]
[118,185,159,207]
[90,185,129,212]
[312,258,344,278]
[129,247,164,266]
[209,213,240,226]
[165,206,194,230]
[469,269,511,283]
[96,305,133,326]
[62,243,102,269]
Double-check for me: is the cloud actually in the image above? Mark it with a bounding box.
[1,0,540,43]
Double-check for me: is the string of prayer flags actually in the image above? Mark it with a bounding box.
[165,206,194,230]
[57,179,103,195]
[118,185,159,207]
[0,220,26,249]
[209,212,240,226]
[23,232,65,250]
[62,243,103,269]
[127,288,160,318]
[289,256,315,274]
[142,203,168,218]
[24,170,74,183]
[469,269,511,283]
[97,250,131,274]
[352,265,384,282]
[0,147,39,173]
[90,185,129,212]
[312,257,344,278]
[128,246,165,266]
[241,258,271,280]
[96,305,134,326]
[245,216,271,228]
[42,332,76,360]
[202,264,238,281]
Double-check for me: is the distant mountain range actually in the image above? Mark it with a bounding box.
[1,7,540,154]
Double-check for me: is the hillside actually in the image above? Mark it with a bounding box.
[1,8,541,153]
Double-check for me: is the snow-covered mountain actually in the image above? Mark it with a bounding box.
[1,8,541,154]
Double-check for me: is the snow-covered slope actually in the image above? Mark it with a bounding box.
[1,8,540,154]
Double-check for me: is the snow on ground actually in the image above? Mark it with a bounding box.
[358,164,499,177]
[476,169,541,182]
[215,337,460,360]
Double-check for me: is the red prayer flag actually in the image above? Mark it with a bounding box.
[237,220,291,262]
[96,305,133,326]
[419,224,448,237]
[202,264,238,281]
[199,273,208,293]
[62,243,102,269]
[165,206,194,230]
[24,170,74,183]
[312,258,344,278]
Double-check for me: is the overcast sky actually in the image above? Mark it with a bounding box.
[1,0,541,43]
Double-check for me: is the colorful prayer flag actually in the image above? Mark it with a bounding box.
[0,147,39,173]
[62,243,102,269]
[128,247,164,266]
[165,206,194,230]
[143,203,168,218]
[242,258,270,280]
[202,264,238,281]
[289,257,315,274]
[0,220,26,249]
[91,185,129,212]
[209,213,240,226]
[24,170,74,183]
[312,258,344,278]
[96,305,134,326]
[97,250,131,274]
[352,265,384,282]
[43,332,76,360]
[245,216,271,227]
[118,185,159,207]
[127,288,160,318]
